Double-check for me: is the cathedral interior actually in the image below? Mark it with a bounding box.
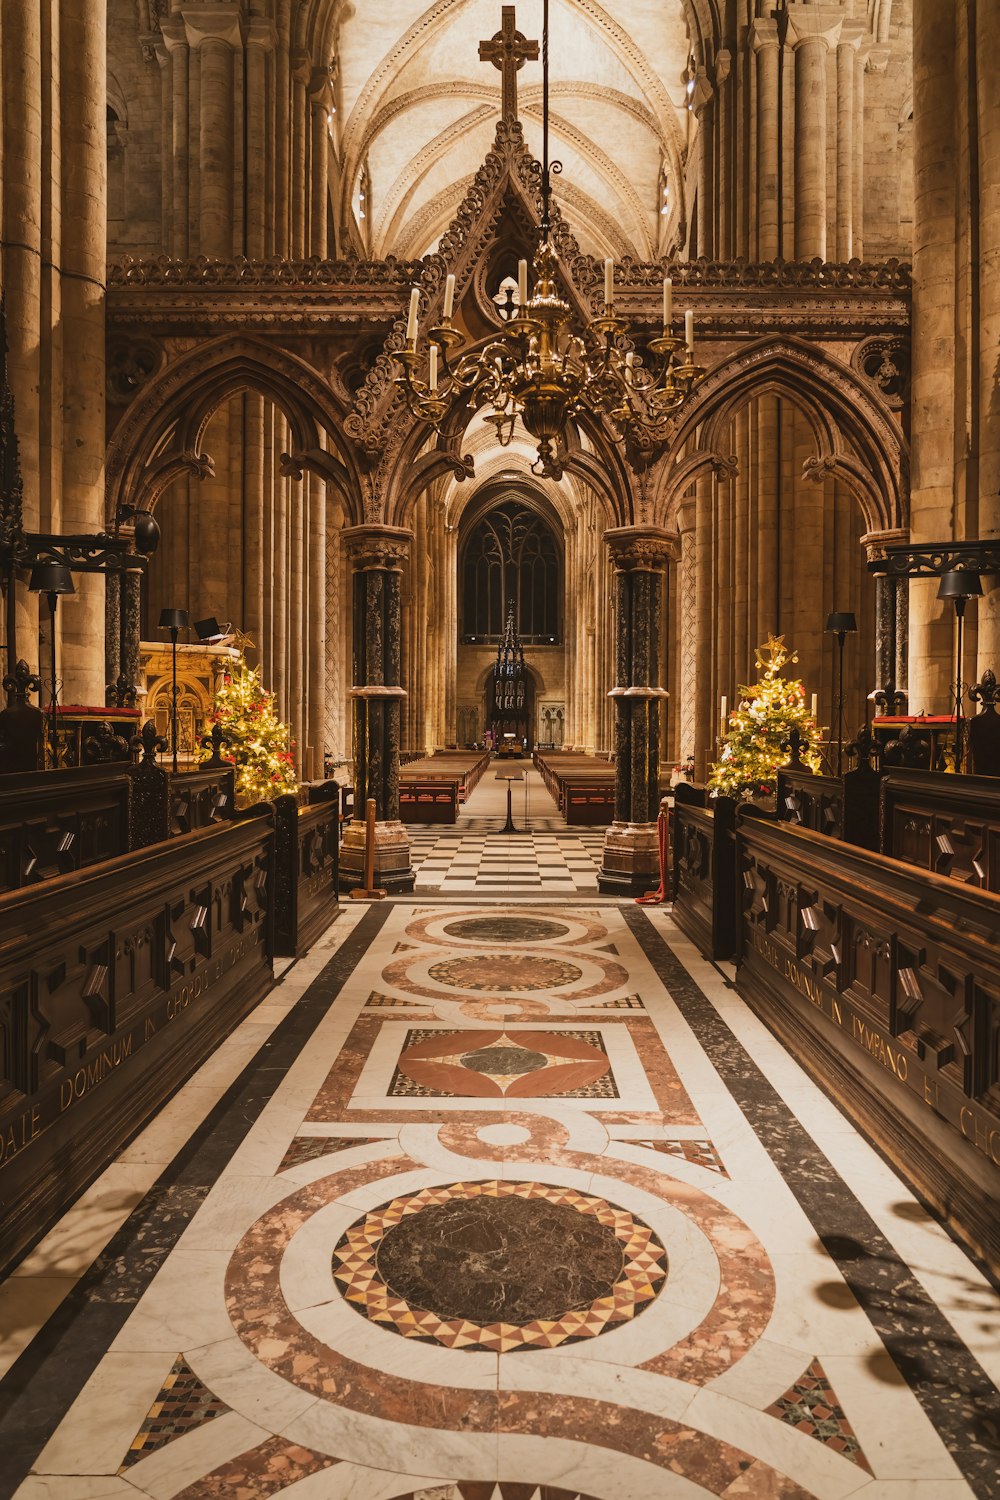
[1,1,1000,1496]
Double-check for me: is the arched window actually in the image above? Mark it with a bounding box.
[460,500,561,643]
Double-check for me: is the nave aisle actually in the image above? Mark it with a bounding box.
[1,898,998,1499]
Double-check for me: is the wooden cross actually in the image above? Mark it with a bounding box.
[479,6,539,124]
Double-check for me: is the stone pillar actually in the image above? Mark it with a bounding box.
[184,4,244,258]
[245,19,275,258]
[835,26,864,260]
[863,528,910,706]
[160,19,189,256]
[340,525,414,894]
[752,18,781,261]
[909,0,957,708]
[786,5,842,260]
[976,1,1000,676]
[59,0,107,703]
[598,527,676,896]
[309,69,331,257]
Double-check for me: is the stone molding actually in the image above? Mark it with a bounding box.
[180,2,247,50]
[603,526,679,571]
[860,527,911,562]
[785,4,845,51]
[750,18,780,52]
[343,524,413,571]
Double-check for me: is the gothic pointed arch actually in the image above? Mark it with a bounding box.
[105,335,363,523]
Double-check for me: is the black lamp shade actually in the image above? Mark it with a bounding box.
[28,562,75,596]
[826,611,858,633]
[938,569,983,601]
[194,616,222,641]
[133,511,161,555]
[159,607,190,631]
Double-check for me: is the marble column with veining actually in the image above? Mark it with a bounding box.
[599,527,676,895]
[341,526,414,893]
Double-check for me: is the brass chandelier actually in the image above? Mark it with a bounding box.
[394,0,705,480]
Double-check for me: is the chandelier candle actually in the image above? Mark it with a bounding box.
[517,258,528,308]
[663,277,673,330]
[406,288,420,342]
[429,345,439,391]
[604,258,614,306]
[685,308,695,352]
[443,274,456,320]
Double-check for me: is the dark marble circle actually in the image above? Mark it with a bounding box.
[460,1043,548,1077]
[442,916,571,944]
[427,954,583,993]
[374,1195,625,1324]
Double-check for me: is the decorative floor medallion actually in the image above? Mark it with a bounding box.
[388,1028,620,1099]
[119,1355,229,1469]
[441,916,572,944]
[427,954,584,992]
[333,1180,667,1353]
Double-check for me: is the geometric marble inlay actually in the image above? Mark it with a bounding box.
[388,1029,619,1099]
[389,1487,600,1499]
[634,1138,728,1175]
[333,1180,666,1353]
[441,916,572,944]
[766,1357,873,1471]
[279,1136,388,1172]
[426,954,584,992]
[118,1355,229,1469]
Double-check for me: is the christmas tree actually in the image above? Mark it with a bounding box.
[199,655,298,806]
[709,635,822,801]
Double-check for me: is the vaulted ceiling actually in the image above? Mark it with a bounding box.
[332,0,693,262]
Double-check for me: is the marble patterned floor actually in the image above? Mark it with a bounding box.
[2,899,999,1500]
[407,829,605,892]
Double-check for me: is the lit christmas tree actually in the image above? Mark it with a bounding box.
[199,655,298,806]
[709,635,822,801]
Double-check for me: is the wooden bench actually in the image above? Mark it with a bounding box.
[400,779,460,824]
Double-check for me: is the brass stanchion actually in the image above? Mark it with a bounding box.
[350,797,387,900]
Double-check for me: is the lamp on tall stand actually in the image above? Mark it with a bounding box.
[937,570,982,772]
[825,611,858,777]
[158,607,189,773]
[28,562,75,769]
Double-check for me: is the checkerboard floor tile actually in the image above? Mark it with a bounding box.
[408,828,605,892]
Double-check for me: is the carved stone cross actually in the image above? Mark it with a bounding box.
[479,6,539,123]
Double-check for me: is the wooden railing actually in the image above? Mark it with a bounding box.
[671,785,739,959]
[880,767,1000,893]
[0,764,133,894]
[0,811,275,1275]
[736,812,1000,1276]
[273,784,340,956]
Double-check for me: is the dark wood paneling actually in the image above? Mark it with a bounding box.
[736,814,1000,1276]
[0,765,132,894]
[273,790,340,957]
[0,814,274,1274]
[881,768,1000,893]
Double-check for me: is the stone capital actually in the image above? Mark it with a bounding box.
[180,3,247,50]
[866,45,891,74]
[292,48,313,85]
[603,525,679,571]
[246,17,278,52]
[836,20,867,51]
[344,524,413,572]
[860,526,909,563]
[785,4,845,51]
[749,17,780,53]
[714,49,732,88]
[309,65,335,104]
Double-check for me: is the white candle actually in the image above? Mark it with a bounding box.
[517,258,528,308]
[810,693,818,720]
[684,308,695,351]
[604,258,614,305]
[443,273,455,320]
[662,276,673,330]
[428,344,438,391]
[720,695,727,724]
[406,287,420,341]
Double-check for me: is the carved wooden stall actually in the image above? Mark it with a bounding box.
[880,768,1000,893]
[273,784,341,957]
[670,784,738,960]
[737,813,1000,1276]
[0,811,275,1275]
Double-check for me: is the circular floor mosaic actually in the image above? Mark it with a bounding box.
[441,916,572,945]
[426,955,584,993]
[332,1180,667,1353]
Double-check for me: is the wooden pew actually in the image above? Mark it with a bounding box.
[273,783,340,956]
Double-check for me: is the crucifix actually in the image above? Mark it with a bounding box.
[479,6,539,124]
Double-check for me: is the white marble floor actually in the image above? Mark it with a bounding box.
[2,896,998,1500]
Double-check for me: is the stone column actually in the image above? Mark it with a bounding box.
[786,5,843,260]
[160,18,189,256]
[835,25,864,260]
[246,19,276,258]
[309,68,332,257]
[752,18,781,260]
[598,527,677,896]
[341,525,414,894]
[676,500,697,763]
[184,5,244,258]
[59,0,107,703]
[909,0,957,708]
[976,2,1000,675]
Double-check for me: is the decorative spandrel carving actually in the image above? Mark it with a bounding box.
[852,335,910,409]
[107,340,165,402]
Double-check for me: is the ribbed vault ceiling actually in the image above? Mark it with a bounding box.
[333,0,692,260]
